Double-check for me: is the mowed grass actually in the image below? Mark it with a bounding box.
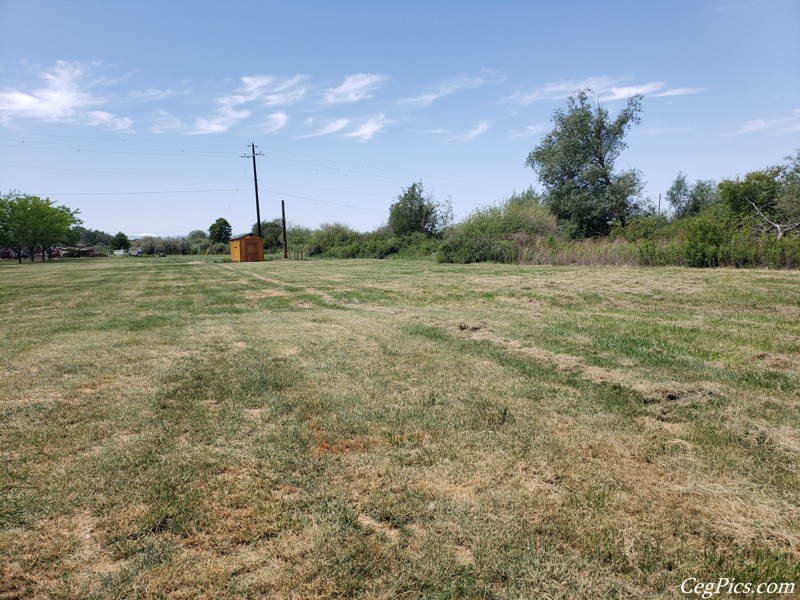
[1,256,798,598]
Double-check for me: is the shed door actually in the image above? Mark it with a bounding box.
[245,240,259,261]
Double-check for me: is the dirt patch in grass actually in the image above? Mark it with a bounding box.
[357,513,400,543]
[452,320,728,403]
[751,352,799,370]
[243,289,288,300]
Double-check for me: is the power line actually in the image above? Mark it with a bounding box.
[37,186,388,213]
[0,162,390,198]
[270,190,387,213]
[38,188,239,196]
[0,162,245,181]
[1,135,513,192]
[0,141,233,158]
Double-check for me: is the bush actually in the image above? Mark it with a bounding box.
[668,205,738,267]
[307,223,362,256]
[614,215,670,242]
[388,182,452,237]
[191,239,211,255]
[437,196,558,263]
[207,242,229,255]
[628,206,800,269]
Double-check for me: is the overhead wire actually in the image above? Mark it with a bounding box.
[0,134,512,192]
[2,133,523,219]
[33,186,387,214]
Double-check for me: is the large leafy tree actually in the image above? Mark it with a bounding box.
[0,193,80,262]
[74,226,113,247]
[525,89,645,237]
[666,173,718,218]
[719,150,800,238]
[39,204,81,259]
[110,232,131,250]
[208,217,232,243]
[4,195,41,261]
[252,218,284,252]
[388,182,452,237]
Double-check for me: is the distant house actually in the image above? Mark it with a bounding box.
[230,233,264,262]
[113,249,127,257]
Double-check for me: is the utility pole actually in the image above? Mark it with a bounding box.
[242,143,263,236]
[281,200,288,259]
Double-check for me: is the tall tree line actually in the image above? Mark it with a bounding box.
[0,192,82,263]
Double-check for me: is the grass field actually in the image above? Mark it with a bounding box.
[1,256,798,599]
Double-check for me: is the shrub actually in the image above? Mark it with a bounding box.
[388,182,452,237]
[307,223,362,255]
[614,215,670,242]
[437,196,557,263]
[671,205,738,267]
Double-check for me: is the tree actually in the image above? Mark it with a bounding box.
[38,204,81,259]
[208,218,232,243]
[0,193,80,262]
[73,226,112,247]
[287,225,312,253]
[667,173,718,218]
[252,219,283,252]
[719,151,800,238]
[0,197,11,252]
[110,232,131,250]
[187,229,208,240]
[388,182,452,237]
[3,194,40,262]
[686,180,718,216]
[525,89,645,237]
[666,172,690,217]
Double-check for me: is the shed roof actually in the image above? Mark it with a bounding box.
[230,233,263,241]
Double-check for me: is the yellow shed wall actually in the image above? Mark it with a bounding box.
[229,236,263,262]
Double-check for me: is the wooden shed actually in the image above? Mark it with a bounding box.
[230,233,264,262]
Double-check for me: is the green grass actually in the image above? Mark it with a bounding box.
[1,256,799,598]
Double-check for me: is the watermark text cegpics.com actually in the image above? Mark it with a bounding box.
[681,578,795,598]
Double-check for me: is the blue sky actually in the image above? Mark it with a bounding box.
[1,0,798,237]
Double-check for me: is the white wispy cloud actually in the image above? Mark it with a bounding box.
[86,110,133,130]
[239,74,308,106]
[505,76,619,105]
[452,120,490,142]
[601,82,665,101]
[262,75,308,106]
[404,128,452,134]
[401,71,505,107]
[0,60,131,129]
[129,87,176,102]
[263,111,289,133]
[652,87,705,98]
[191,74,306,134]
[506,77,703,105]
[343,114,387,142]
[510,124,546,139]
[191,106,251,134]
[324,74,387,103]
[0,61,95,121]
[150,109,181,134]
[240,75,272,94]
[731,109,800,135]
[299,118,350,138]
